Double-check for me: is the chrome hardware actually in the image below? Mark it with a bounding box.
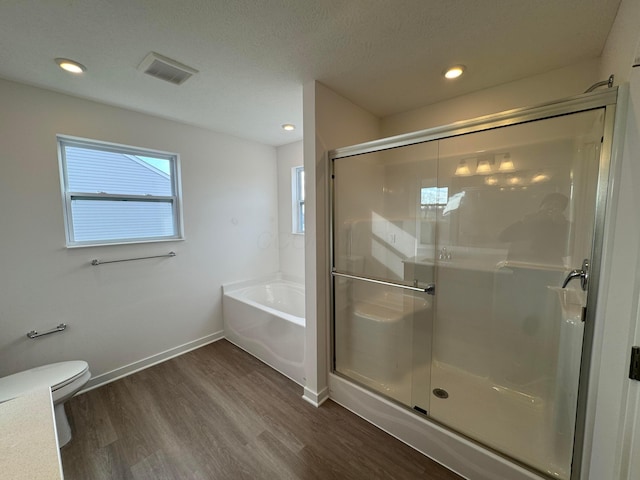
[331,270,435,293]
[27,323,67,339]
[438,247,452,260]
[562,259,589,291]
[91,251,176,266]
[433,388,449,399]
[584,74,614,93]
[562,270,584,287]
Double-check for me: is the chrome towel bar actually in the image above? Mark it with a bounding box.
[331,270,435,294]
[91,251,176,266]
[27,323,67,339]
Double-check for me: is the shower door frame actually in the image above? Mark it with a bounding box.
[328,87,620,480]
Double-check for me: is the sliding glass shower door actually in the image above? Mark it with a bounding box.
[333,141,438,411]
[331,102,610,480]
[429,109,603,479]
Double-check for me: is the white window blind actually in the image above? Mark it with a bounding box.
[58,136,184,246]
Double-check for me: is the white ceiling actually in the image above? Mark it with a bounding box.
[0,0,621,146]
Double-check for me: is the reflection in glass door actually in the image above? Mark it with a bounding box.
[331,104,609,480]
[333,141,438,411]
[429,109,603,479]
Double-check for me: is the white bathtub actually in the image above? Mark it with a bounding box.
[222,275,305,385]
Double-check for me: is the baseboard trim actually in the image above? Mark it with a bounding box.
[80,331,224,393]
[302,386,330,407]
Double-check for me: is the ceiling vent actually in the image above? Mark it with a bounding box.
[138,52,198,85]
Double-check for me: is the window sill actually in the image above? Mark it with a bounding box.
[65,236,185,249]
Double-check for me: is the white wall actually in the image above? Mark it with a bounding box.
[276,141,305,280]
[0,78,279,386]
[381,58,600,137]
[302,81,380,404]
[587,0,640,478]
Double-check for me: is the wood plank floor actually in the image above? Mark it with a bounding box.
[61,340,463,479]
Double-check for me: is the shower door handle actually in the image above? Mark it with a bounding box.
[562,259,589,291]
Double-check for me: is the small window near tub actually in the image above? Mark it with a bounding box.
[292,166,304,234]
[420,186,449,209]
[58,135,184,247]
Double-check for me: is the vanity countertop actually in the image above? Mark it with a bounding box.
[0,388,63,479]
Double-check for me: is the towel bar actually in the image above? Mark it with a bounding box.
[27,323,67,339]
[91,251,176,266]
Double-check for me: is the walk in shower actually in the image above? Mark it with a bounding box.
[330,89,618,480]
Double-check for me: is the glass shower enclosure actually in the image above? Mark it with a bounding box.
[330,90,618,480]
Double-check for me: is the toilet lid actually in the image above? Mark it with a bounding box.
[0,361,89,403]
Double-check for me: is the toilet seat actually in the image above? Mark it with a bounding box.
[0,361,89,403]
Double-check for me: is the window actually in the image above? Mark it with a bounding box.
[58,136,183,247]
[419,186,448,245]
[292,166,304,234]
[420,186,449,208]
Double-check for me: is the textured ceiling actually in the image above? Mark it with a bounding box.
[0,0,621,146]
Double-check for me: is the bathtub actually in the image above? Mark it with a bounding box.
[222,275,305,385]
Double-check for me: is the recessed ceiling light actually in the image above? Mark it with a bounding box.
[55,58,86,74]
[282,124,295,131]
[444,65,465,79]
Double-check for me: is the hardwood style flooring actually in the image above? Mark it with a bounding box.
[61,340,463,480]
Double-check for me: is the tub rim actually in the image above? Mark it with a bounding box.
[222,273,305,327]
[222,272,304,294]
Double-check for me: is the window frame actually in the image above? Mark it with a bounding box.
[420,186,449,209]
[292,166,304,234]
[57,135,184,247]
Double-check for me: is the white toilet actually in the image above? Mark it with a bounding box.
[0,361,91,447]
